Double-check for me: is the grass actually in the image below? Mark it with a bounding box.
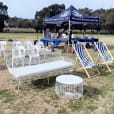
[0,33,114,113]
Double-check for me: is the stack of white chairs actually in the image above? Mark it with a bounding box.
[24,41,33,56]
[28,45,40,65]
[0,41,6,57]
[12,45,25,68]
[36,41,51,58]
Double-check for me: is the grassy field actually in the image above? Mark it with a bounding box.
[0,33,114,114]
[0,32,114,41]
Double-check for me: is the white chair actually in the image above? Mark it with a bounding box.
[24,41,33,56]
[12,41,21,48]
[36,41,51,57]
[0,41,6,57]
[12,46,25,68]
[29,45,40,65]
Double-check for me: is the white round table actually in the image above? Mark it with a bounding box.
[55,74,83,99]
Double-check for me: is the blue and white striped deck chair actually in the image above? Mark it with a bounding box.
[95,41,114,72]
[72,43,100,78]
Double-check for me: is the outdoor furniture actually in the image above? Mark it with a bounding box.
[6,56,74,92]
[24,41,33,56]
[55,74,83,99]
[29,45,40,65]
[36,41,51,57]
[72,43,100,78]
[40,38,68,47]
[12,46,25,68]
[95,41,114,72]
[12,41,21,48]
[0,41,6,57]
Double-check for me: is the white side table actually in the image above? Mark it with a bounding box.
[55,74,83,99]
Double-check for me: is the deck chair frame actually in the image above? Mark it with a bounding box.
[72,43,100,78]
[94,41,114,72]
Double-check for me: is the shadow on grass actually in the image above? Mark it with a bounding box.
[0,65,7,70]
[84,85,101,99]
[31,76,56,90]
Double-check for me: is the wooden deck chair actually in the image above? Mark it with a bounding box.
[94,41,114,72]
[72,43,100,78]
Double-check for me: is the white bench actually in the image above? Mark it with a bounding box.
[8,60,73,79]
[7,58,74,92]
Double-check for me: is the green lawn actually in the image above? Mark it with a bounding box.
[0,33,43,41]
[0,33,114,41]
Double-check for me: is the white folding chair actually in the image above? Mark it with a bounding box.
[12,46,25,68]
[0,41,6,57]
[29,45,40,65]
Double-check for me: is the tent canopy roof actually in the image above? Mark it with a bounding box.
[44,5,99,24]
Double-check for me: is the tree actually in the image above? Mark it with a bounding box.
[34,4,65,32]
[0,2,8,32]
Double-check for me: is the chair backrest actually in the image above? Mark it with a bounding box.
[73,43,93,67]
[0,41,6,50]
[29,45,40,56]
[12,46,25,58]
[12,41,21,48]
[36,41,44,49]
[95,41,111,62]
[24,41,33,50]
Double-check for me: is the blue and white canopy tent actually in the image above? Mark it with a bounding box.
[44,5,100,32]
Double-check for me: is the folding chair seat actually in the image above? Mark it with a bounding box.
[95,41,114,72]
[72,43,100,78]
[0,41,6,57]
[29,45,40,65]
[12,46,25,68]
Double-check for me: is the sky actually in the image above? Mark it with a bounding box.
[1,0,114,19]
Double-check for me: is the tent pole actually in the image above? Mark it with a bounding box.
[67,19,71,54]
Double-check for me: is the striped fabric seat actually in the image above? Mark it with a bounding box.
[75,43,96,68]
[95,41,114,72]
[73,43,100,78]
[96,41,113,62]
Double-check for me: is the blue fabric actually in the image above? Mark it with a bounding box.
[44,5,99,24]
[96,42,113,62]
[40,38,68,46]
[71,37,95,44]
[74,43,96,67]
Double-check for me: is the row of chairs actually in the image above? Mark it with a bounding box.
[0,40,52,67]
[72,41,114,78]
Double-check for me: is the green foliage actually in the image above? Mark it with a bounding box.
[34,4,65,31]
[0,2,8,32]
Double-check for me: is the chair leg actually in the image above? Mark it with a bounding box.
[105,64,111,72]
[95,66,100,75]
[84,68,91,78]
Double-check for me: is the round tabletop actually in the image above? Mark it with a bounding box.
[56,74,83,85]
